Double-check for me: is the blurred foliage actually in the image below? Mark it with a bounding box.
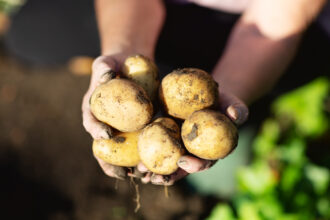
[207,77,330,220]
[0,0,25,15]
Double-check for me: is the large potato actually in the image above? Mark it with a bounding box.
[138,117,184,175]
[181,109,238,160]
[90,78,153,132]
[159,68,218,119]
[122,54,159,100]
[93,131,140,167]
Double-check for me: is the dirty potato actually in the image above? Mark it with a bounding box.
[159,68,218,119]
[138,117,184,175]
[90,78,153,132]
[93,131,140,167]
[122,54,159,100]
[181,109,238,160]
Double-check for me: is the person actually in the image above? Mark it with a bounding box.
[82,0,327,185]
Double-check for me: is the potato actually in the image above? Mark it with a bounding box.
[90,78,153,132]
[122,54,159,100]
[181,109,238,160]
[93,131,140,167]
[159,68,218,119]
[138,117,184,175]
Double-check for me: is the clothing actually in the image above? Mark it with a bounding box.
[169,0,250,13]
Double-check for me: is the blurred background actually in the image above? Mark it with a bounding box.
[0,0,329,219]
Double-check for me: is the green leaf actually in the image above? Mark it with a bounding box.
[237,200,262,220]
[256,195,283,220]
[206,204,236,220]
[0,0,26,14]
[237,161,277,196]
[253,119,280,158]
[293,192,310,208]
[305,163,330,195]
[272,77,330,138]
[277,213,301,220]
[277,137,306,165]
[280,165,303,194]
[317,197,330,218]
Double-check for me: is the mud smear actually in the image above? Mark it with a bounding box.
[136,91,150,104]
[186,123,198,141]
[113,136,126,143]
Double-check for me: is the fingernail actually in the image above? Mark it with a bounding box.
[227,105,238,121]
[150,174,163,184]
[141,177,149,184]
[177,158,188,169]
[100,70,116,83]
[141,172,151,184]
[137,163,148,173]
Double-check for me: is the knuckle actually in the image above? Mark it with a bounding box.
[92,56,106,70]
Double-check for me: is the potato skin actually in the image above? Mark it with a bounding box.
[93,131,140,167]
[138,118,184,175]
[153,117,181,140]
[90,78,153,132]
[122,54,159,100]
[181,110,238,160]
[159,68,218,119]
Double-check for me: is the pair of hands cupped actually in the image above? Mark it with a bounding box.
[82,54,249,186]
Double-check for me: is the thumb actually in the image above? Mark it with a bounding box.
[90,56,118,89]
[219,91,249,125]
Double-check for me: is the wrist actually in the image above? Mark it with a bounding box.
[213,72,249,104]
[101,46,154,62]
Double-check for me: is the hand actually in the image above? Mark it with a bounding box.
[82,54,128,180]
[138,89,249,185]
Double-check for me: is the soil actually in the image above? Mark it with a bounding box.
[0,54,220,220]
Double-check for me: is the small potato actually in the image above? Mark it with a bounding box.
[181,110,238,160]
[93,131,140,167]
[90,78,153,132]
[159,68,218,119]
[122,54,159,100]
[138,117,184,175]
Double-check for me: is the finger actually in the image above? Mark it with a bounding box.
[226,104,249,125]
[92,56,118,78]
[82,92,112,139]
[95,156,126,180]
[218,91,249,125]
[90,56,118,90]
[99,70,117,84]
[177,155,215,173]
[137,162,149,173]
[127,168,144,178]
[141,172,152,184]
[150,169,188,186]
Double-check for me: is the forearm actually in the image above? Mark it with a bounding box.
[212,21,300,104]
[95,0,165,59]
[212,0,326,104]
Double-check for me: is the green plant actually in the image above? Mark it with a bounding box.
[207,77,330,220]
